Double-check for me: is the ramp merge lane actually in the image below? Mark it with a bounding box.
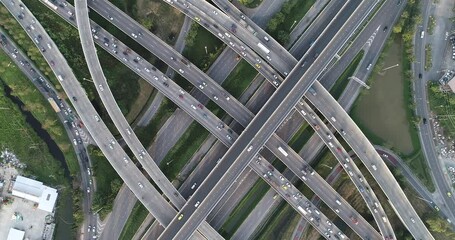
[48,2,379,238]
[159,1,377,238]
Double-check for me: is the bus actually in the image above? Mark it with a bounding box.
[278,146,288,157]
[257,42,270,54]
[43,0,58,10]
[48,98,61,112]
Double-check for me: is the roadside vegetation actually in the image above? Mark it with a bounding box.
[21,0,143,127]
[427,15,436,35]
[428,82,455,137]
[424,43,432,70]
[329,51,364,99]
[160,121,209,181]
[237,0,263,8]
[119,202,149,240]
[0,79,65,184]
[266,0,316,44]
[222,59,258,98]
[89,146,122,220]
[184,23,225,72]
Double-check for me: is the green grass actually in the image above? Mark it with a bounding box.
[183,24,225,72]
[89,146,122,220]
[330,51,364,99]
[119,202,149,240]
[159,121,209,180]
[428,82,455,136]
[254,201,296,240]
[0,51,76,181]
[403,151,434,192]
[0,80,66,185]
[424,44,432,71]
[21,0,143,128]
[267,0,316,44]
[222,59,258,98]
[220,179,270,238]
[236,0,264,8]
[135,98,177,147]
[288,123,313,153]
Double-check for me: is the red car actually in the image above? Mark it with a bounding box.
[197,103,204,109]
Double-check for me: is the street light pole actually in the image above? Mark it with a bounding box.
[204,46,208,54]
[290,20,297,30]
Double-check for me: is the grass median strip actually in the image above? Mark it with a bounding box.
[119,202,149,240]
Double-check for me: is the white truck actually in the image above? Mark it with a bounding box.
[257,42,270,54]
[278,146,288,157]
[297,206,308,215]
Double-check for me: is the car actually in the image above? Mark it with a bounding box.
[72,96,78,101]
[335,208,340,213]
[50,60,55,66]
[213,95,219,101]
[226,134,232,141]
[328,142,334,148]
[336,147,342,153]
[410,217,415,223]
[178,94,184,99]
[94,115,100,122]
[195,16,200,22]
[382,216,388,223]
[335,199,342,205]
[197,104,204,109]
[87,187,90,193]
[213,10,218,15]
[138,182,144,188]
[341,129,347,135]
[131,33,138,38]
[123,156,129,163]
[272,80,279,86]
[191,182,197,189]
[73,139,77,146]
[448,191,452,197]
[423,118,427,124]
[88,225,91,232]
[327,134,333,139]
[57,75,64,81]
[194,201,200,207]
[108,15,114,21]
[383,26,388,32]
[359,176,364,182]
[178,214,184,220]
[247,145,253,152]
[178,69,184,74]
[108,144,114,149]
[419,73,422,78]
[98,84,104,91]
[372,164,377,170]
[345,157,350,162]
[126,128,132,135]
[350,216,359,225]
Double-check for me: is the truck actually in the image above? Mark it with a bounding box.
[48,98,61,113]
[278,146,288,157]
[297,206,308,215]
[257,42,270,54]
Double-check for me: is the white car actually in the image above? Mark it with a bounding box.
[191,183,197,189]
[194,201,200,207]
[98,84,104,91]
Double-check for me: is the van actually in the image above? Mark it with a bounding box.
[420,31,425,38]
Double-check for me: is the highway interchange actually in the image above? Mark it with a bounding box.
[1,0,451,239]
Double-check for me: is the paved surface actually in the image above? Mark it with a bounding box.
[287,0,331,47]
[136,15,192,127]
[5,2,210,240]
[0,9,97,240]
[159,1,380,238]
[413,0,455,223]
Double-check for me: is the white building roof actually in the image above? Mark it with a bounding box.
[38,186,58,212]
[13,176,43,197]
[7,228,25,240]
[12,176,58,213]
[448,76,455,93]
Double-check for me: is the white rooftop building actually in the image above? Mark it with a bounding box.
[6,228,25,240]
[12,176,58,213]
